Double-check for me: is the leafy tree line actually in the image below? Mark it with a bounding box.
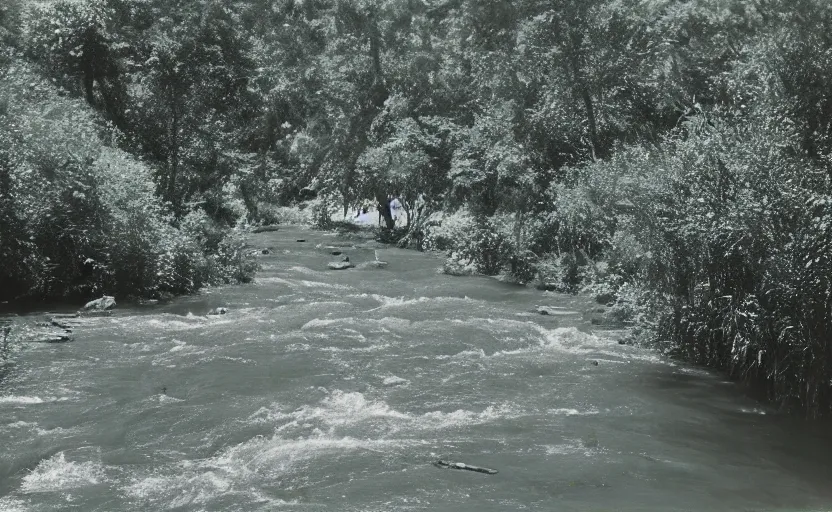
[0,0,257,302]
[2,0,832,415]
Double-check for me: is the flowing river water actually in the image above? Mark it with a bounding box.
[2,227,832,512]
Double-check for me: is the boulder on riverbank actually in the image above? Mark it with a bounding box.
[83,295,116,312]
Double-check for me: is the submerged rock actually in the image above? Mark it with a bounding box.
[536,306,578,316]
[328,260,354,270]
[83,295,116,311]
[208,307,228,316]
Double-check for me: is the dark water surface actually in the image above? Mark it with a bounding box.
[2,227,831,511]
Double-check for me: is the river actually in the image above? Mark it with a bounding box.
[1,226,831,511]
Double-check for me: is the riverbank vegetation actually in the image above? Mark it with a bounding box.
[2,0,831,415]
[0,0,258,302]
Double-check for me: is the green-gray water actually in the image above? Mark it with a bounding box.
[2,227,831,511]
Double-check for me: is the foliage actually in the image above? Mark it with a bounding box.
[446,216,513,276]
[0,62,255,301]
[5,0,832,415]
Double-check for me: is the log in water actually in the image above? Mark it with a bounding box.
[435,460,498,475]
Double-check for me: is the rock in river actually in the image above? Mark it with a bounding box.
[328,255,354,270]
[536,305,578,316]
[83,295,116,311]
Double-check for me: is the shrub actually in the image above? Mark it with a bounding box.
[533,253,583,292]
[0,60,257,301]
[564,109,832,416]
[448,217,513,276]
[311,198,332,228]
[423,210,476,252]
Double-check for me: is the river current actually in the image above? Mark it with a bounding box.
[1,227,831,511]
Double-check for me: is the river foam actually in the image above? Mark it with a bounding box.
[21,452,105,494]
[248,390,522,436]
[0,396,45,405]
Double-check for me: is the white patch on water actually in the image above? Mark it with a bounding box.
[543,441,598,456]
[678,367,713,377]
[539,327,610,353]
[320,343,390,354]
[738,407,767,415]
[0,497,29,512]
[420,404,520,429]
[250,390,521,435]
[297,280,352,290]
[284,343,312,352]
[21,452,105,493]
[169,339,187,352]
[367,294,479,311]
[301,316,410,332]
[254,276,294,286]
[548,408,599,416]
[3,420,36,429]
[125,434,391,508]
[382,375,409,387]
[288,266,325,275]
[305,301,354,310]
[279,391,411,428]
[301,318,342,329]
[0,396,44,405]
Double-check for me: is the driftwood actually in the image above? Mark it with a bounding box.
[434,460,498,475]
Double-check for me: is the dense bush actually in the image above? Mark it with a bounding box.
[550,110,832,416]
[445,216,513,276]
[0,62,256,301]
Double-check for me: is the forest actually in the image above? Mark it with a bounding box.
[1,0,831,417]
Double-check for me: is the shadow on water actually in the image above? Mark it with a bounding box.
[638,365,832,501]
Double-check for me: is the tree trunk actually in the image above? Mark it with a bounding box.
[514,208,524,251]
[167,98,180,207]
[567,30,599,160]
[580,87,598,160]
[83,72,95,106]
[375,193,395,229]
